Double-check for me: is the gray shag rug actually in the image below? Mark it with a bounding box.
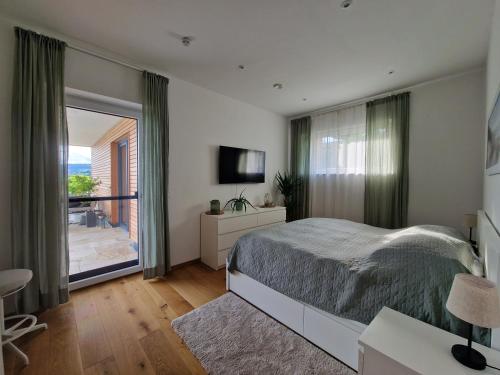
[172,292,356,375]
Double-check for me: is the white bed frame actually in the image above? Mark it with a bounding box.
[227,210,500,370]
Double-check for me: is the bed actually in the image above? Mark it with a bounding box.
[226,215,496,370]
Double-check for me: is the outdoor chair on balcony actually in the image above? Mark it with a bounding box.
[96,210,109,229]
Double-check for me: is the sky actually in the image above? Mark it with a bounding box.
[68,146,91,164]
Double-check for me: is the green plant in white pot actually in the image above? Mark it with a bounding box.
[224,189,256,212]
[275,170,301,221]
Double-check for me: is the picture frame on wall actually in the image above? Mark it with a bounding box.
[487,89,500,176]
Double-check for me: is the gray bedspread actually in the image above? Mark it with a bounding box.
[227,218,489,345]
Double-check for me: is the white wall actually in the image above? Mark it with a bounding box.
[0,18,287,268]
[168,80,286,264]
[484,0,500,232]
[408,70,485,232]
[66,49,142,105]
[291,70,486,231]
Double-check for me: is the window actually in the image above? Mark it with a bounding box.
[310,104,366,176]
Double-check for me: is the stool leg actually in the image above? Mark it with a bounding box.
[4,343,28,366]
[0,296,48,369]
[26,322,47,334]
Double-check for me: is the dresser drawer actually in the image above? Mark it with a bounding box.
[218,214,258,234]
[218,228,252,250]
[218,248,230,268]
[257,210,286,226]
[201,208,286,270]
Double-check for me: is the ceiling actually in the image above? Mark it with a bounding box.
[0,0,494,116]
[67,107,123,146]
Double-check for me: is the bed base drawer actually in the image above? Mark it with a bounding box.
[303,306,363,370]
[228,270,304,334]
[227,270,365,371]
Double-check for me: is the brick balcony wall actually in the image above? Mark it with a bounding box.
[91,118,138,245]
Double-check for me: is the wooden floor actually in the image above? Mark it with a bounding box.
[4,263,226,375]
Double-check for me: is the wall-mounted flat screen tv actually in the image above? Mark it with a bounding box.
[219,146,265,183]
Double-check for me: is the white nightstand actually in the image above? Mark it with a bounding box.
[358,307,500,375]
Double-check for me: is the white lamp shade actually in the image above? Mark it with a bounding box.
[463,214,478,228]
[446,274,500,328]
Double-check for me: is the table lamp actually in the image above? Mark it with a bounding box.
[446,273,500,370]
[464,213,478,245]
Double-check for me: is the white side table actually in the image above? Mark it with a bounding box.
[358,307,500,374]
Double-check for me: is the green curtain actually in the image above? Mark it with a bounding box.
[11,28,69,313]
[290,116,311,221]
[141,71,170,279]
[364,93,410,229]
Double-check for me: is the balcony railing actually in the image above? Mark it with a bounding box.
[69,191,138,203]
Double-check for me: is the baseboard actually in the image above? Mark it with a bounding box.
[171,258,201,270]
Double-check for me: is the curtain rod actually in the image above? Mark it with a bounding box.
[289,67,484,120]
[67,45,144,73]
[10,21,147,73]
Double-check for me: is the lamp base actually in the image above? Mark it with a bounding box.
[451,344,486,370]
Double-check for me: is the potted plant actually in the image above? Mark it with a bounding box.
[68,175,101,227]
[224,189,256,212]
[275,171,301,221]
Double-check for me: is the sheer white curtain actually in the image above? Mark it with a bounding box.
[309,104,366,222]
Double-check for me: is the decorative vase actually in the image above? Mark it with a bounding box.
[283,197,291,222]
[235,201,244,211]
[264,193,273,207]
[210,199,220,214]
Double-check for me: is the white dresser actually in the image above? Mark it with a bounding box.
[200,206,286,270]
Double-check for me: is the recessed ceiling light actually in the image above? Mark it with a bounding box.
[341,0,352,9]
[273,83,283,90]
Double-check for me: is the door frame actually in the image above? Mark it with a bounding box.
[66,88,143,291]
[117,139,129,231]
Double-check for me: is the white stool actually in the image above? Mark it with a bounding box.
[0,270,48,366]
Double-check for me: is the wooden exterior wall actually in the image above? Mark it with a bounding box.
[91,118,138,245]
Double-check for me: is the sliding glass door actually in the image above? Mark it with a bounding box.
[66,95,142,288]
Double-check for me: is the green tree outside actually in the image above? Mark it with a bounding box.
[68,175,100,197]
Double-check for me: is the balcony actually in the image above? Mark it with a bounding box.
[67,106,139,281]
[68,210,137,275]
